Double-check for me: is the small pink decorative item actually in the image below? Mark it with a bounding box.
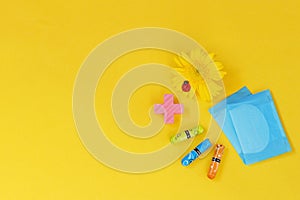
[154,94,184,124]
[181,80,191,92]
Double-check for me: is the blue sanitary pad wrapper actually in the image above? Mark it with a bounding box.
[209,86,291,165]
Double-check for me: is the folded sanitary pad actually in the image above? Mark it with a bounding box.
[209,87,291,165]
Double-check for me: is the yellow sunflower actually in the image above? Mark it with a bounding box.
[172,48,226,102]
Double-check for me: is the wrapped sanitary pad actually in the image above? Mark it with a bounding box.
[209,87,291,165]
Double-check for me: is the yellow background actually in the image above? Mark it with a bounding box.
[1,0,300,199]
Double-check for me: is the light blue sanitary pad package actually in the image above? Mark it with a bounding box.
[209,86,291,165]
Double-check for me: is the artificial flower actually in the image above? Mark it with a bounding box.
[172,48,226,102]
